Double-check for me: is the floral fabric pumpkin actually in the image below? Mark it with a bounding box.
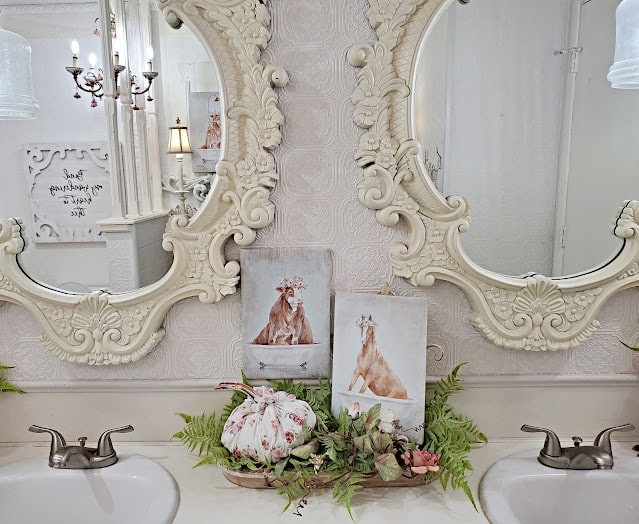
[216,383,317,464]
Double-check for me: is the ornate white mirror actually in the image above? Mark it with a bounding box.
[0,0,287,364]
[349,0,639,350]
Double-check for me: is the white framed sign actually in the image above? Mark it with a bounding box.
[23,142,110,243]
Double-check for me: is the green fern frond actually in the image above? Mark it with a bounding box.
[0,377,24,394]
[172,411,223,458]
[422,363,487,511]
[332,473,365,520]
[0,365,24,394]
[272,469,313,512]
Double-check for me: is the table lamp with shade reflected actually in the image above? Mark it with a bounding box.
[167,117,192,215]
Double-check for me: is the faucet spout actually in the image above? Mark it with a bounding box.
[51,447,92,469]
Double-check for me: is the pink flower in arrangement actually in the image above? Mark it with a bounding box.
[271,446,286,461]
[262,439,271,451]
[271,419,279,433]
[401,450,441,475]
[284,431,295,443]
[233,448,243,458]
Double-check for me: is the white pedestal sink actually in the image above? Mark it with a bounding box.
[480,447,639,524]
[0,453,179,523]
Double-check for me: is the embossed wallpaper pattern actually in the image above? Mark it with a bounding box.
[1,0,639,382]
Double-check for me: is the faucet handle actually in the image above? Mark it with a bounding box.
[521,424,563,457]
[593,423,635,454]
[96,425,134,457]
[28,425,67,458]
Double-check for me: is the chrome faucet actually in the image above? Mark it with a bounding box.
[29,425,134,469]
[521,423,634,470]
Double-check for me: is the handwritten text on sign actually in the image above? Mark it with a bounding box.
[24,143,111,243]
[48,169,104,218]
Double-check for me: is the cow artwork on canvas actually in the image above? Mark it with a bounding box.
[348,314,407,399]
[252,276,314,346]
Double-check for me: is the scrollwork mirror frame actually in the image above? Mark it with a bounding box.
[349,0,639,351]
[0,0,287,364]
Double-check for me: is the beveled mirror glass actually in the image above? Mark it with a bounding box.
[349,0,639,350]
[0,0,287,364]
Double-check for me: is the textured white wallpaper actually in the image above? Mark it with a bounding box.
[1,0,639,383]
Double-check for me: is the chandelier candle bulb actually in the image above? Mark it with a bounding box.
[146,46,153,71]
[114,52,119,66]
[71,40,79,67]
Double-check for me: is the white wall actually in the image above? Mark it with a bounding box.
[0,8,109,289]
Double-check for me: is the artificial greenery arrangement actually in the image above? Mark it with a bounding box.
[0,365,24,395]
[173,363,486,517]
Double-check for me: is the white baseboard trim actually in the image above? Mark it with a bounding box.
[11,373,639,393]
[2,375,638,443]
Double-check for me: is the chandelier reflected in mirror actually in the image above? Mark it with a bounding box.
[65,40,158,109]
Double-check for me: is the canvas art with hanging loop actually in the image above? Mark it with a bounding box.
[331,291,428,443]
[240,248,332,380]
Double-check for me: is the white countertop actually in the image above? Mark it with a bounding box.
[3,439,635,523]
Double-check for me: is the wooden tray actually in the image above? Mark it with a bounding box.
[222,468,427,489]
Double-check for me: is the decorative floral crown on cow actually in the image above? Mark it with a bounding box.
[280,276,307,290]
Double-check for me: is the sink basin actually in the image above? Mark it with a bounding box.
[480,447,639,524]
[0,453,178,523]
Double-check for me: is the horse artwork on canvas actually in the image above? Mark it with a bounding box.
[348,314,407,399]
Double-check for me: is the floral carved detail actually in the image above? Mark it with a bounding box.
[37,293,162,365]
[613,200,639,240]
[473,277,601,351]
[618,262,639,281]
[0,218,25,256]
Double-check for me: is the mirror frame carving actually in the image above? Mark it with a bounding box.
[348,0,639,351]
[0,0,287,364]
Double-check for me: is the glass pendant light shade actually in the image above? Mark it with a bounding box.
[608,0,639,89]
[0,27,38,119]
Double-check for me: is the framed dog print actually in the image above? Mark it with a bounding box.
[331,291,428,443]
[240,248,332,379]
